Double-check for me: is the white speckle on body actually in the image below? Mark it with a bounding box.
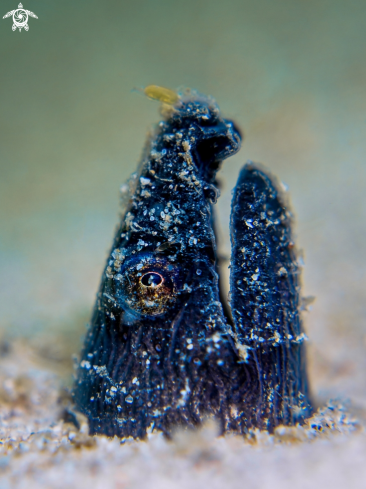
[140,177,151,186]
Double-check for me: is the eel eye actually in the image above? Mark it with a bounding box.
[140,272,164,288]
[115,253,181,317]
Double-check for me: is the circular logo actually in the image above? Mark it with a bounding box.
[13,8,28,29]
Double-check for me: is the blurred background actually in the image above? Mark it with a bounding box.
[0,0,365,406]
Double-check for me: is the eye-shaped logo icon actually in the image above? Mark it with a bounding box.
[3,3,38,32]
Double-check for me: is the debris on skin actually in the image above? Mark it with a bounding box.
[74,88,313,439]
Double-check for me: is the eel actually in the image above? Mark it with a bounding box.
[73,87,312,439]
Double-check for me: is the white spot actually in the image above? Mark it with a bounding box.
[132,377,138,384]
[140,177,151,186]
[211,333,221,343]
[125,396,133,404]
[295,333,308,343]
[80,360,91,369]
[177,378,191,407]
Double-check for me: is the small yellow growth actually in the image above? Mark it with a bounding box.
[143,85,180,105]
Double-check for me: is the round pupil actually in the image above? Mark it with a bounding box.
[141,272,163,288]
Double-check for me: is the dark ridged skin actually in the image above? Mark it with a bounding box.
[230,164,312,428]
[73,92,312,439]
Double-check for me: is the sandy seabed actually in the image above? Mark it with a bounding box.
[0,339,364,489]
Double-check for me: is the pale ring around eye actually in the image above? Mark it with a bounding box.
[140,272,164,288]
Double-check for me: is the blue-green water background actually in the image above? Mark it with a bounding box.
[1,0,365,402]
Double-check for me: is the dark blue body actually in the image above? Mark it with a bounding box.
[73,93,312,438]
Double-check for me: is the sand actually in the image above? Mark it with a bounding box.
[0,338,364,489]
